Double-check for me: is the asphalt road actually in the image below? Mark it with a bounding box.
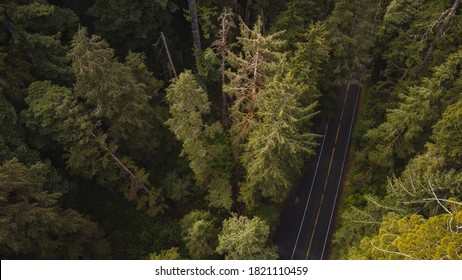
[276,82,360,260]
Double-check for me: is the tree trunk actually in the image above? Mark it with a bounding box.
[161,32,178,79]
[188,0,202,53]
[216,9,233,127]
[245,0,253,24]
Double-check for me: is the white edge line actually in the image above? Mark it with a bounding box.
[320,85,360,259]
[290,117,330,260]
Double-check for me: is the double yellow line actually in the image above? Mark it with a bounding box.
[305,81,351,259]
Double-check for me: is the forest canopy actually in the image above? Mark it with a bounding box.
[1,0,461,260]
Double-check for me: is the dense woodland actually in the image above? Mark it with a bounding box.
[0,0,461,260]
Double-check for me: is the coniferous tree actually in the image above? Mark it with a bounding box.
[380,0,462,81]
[0,159,109,259]
[273,0,318,48]
[149,247,183,260]
[6,0,462,261]
[290,22,330,105]
[225,18,285,145]
[86,0,178,54]
[165,70,233,209]
[432,99,462,168]
[327,0,380,82]
[0,0,78,100]
[68,28,161,153]
[22,28,165,216]
[366,47,462,167]
[0,96,39,164]
[180,210,219,259]
[216,215,277,259]
[240,62,318,207]
[224,18,320,209]
[349,211,462,260]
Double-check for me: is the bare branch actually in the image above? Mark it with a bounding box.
[110,153,149,194]
[428,180,452,215]
[422,198,462,206]
[160,32,177,79]
[370,241,415,259]
[91,133,150,195]
[365,194,405,213]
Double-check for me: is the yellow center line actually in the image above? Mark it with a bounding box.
[305,82,351,259]
[336,94,348,142]
[306,204,322,257]
[305,146,335,258]
[340,81,350,122]
[335,124,341,144]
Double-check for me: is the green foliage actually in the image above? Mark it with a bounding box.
[273,0,318,48]
[149,247,183,260]
[349,211,462,260]
[432,99,462,168]
[22,81,72,140]
[380,145,462,216]
[195,47,221,82]
[86,0,177,54]
[0,0,344,261]
[216,215,278,260]
[240,63,318,207]
[180,210,219,259]
[382,0,424,35]
[1,95,71,194]
[223,18,321,209]
[161,171,194,203]
[23,29,165,216]
[332,204,382,259]
[7,0,462,261]
[196,1,223,40]
[0,96,39,164]
[0,0,78,99]
[334,0,462,260]
[0,158,109,259]
[380,0,462,81]
[290,22,331,104]
[225,18,285,144]
[67,27,162,180]
[166,71,212,143]
[69,28,158,146]
[366,47,462,167]
[23,80,111,179]
[165,71,233,209]
[327,0,380,82]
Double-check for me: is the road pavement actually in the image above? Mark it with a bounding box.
[276,82,360,260]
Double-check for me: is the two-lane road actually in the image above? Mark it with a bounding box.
[276,82,360,260]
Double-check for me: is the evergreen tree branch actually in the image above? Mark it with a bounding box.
[424,0,461,60]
